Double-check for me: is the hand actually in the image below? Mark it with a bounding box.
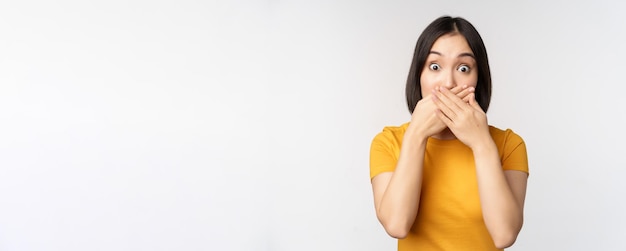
[407,85,474,139]
[431,86,490,149]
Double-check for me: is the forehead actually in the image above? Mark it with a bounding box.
[429,33,473,55]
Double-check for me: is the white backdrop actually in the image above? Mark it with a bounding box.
[1,0,625,250]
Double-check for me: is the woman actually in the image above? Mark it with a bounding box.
[369,16,529,250]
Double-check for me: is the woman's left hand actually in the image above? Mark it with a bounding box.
[432,86,491,150]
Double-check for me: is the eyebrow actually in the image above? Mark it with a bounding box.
[429,51,475,59]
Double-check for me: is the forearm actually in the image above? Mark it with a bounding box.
[473,139,523,247]
[377,132,427,238]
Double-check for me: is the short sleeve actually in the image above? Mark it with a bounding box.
[501,130,529,175]
[369,129,400,179]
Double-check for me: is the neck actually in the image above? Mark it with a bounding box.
[432,128,456,140]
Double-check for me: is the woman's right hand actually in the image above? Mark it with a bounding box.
[407,85,474,139]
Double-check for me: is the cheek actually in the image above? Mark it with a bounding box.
[419,74,436,97]
[459,73,478,88]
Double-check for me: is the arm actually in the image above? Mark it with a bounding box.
[432,87,528,248]
[371,86,474,239]
[371,131,427,239]
[472,140,528,248]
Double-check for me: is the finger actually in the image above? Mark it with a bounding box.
[435,108,454,127]
[463,93,472,103]
[468,93,483,111]
[438,86,469,111]
[458,86,475,101]
[449,85,466,95]
[432,88,458,119]
[461,87,475,102]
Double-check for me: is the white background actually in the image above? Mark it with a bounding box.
[1,0,625,250]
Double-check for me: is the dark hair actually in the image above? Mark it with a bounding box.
[406,16,492,113]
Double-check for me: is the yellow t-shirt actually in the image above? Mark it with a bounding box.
[370,123,529,251]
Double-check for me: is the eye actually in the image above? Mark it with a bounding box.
[429,63,440,71]
[457,65,470,73]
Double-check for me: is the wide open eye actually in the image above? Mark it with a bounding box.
[457,65,470,73]
[429,63,440,71]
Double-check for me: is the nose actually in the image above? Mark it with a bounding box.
[441,69,456,89]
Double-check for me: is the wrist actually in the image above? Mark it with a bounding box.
[404,126,429,143]
[471,136,497,154]
[402,131,428,153]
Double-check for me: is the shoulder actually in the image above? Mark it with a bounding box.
[371,122,409,147]
[489,126,529,173]
[370,123,408,176]
[489,126,527,162]
[489,125,525,146]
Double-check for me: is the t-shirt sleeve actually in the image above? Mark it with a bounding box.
[501,130,529,175]
[369,129,399,180]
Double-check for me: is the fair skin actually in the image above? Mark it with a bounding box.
[371,33,528,249]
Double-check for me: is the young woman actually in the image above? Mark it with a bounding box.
[369,16,529,250]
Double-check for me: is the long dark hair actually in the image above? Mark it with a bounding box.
[406,16,492,113]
